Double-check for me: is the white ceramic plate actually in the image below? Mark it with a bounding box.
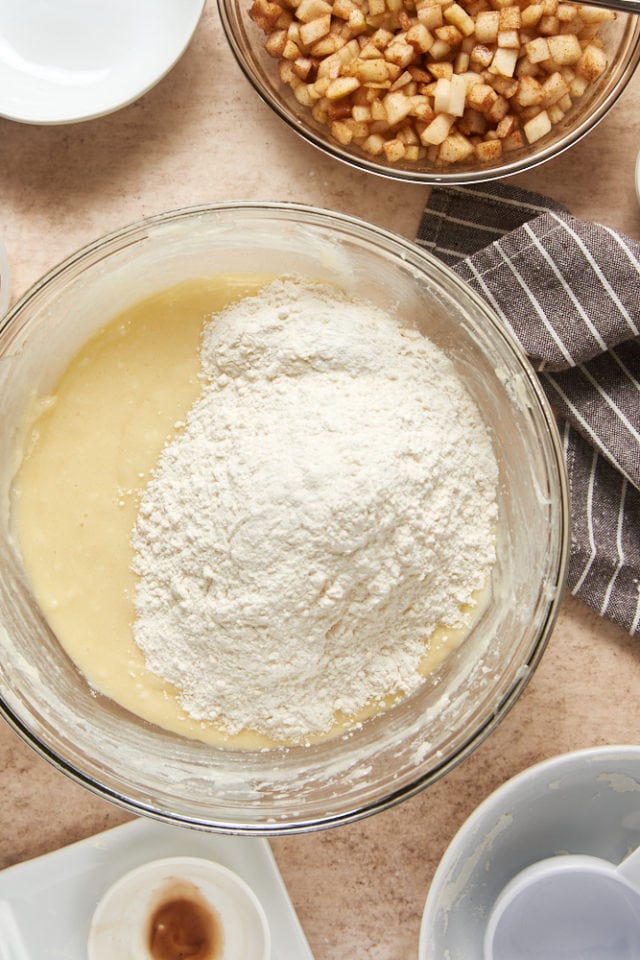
[635,149,640,206]
[0,0,205,124]
[0,818,314,960]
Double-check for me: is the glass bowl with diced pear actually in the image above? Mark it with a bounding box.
[218,0,640,182]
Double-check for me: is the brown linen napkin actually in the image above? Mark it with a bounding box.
[417,182,640,636]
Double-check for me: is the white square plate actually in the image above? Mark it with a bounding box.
[0,818,314,960]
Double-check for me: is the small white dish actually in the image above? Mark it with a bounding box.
[89,856,270,960]
[0,0,205,124]
[635,149,640,207]
[419,745,640,960]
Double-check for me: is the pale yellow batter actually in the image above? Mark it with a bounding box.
[12,277,485,748]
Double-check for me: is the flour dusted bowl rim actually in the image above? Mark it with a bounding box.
[0,203,569,834]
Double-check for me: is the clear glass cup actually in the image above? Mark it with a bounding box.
[0,204,569,834]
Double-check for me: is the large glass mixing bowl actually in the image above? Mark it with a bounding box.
[0,204,568,834]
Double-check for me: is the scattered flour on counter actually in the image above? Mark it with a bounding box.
[131,279,498,741]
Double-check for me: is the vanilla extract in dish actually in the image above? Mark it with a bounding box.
[147,882,223,960]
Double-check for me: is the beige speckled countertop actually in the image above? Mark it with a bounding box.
[1,4,640,958]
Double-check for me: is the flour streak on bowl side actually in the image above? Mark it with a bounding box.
[0,236,9,318]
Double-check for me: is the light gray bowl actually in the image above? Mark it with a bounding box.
[0,236,9,318]
[420,745,640,960]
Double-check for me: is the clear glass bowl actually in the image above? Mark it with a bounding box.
[0,204,569,834]
[217,0,640,184]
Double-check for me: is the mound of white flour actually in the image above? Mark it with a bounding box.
[131,280,498,741]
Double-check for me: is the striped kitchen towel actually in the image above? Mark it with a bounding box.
[417,182,640,636]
